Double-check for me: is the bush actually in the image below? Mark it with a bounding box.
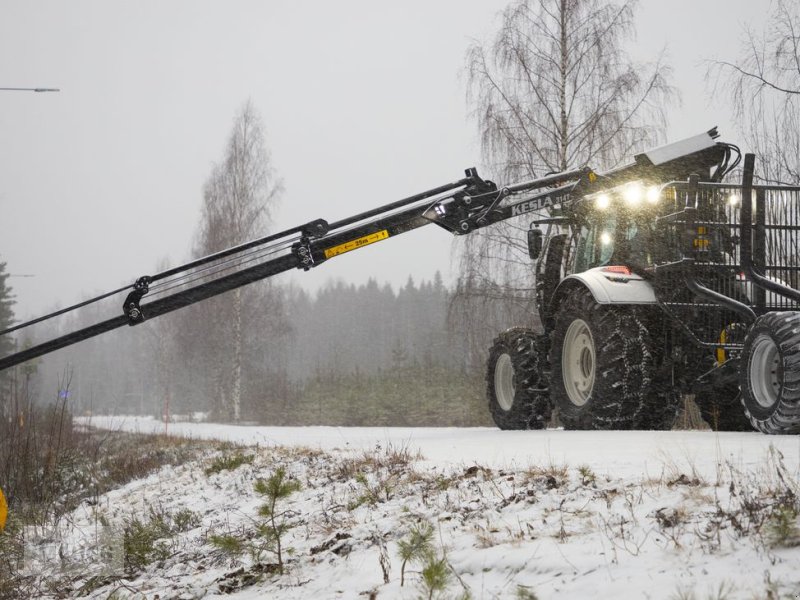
[205,452,254,476]
[123,507,200,573]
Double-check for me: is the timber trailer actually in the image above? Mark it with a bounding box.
[2,129,800,434]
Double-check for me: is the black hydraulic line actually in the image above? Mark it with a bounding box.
[679,175,756,323]
[504,167,589,194]
[0,283,133,336]
[309,209,432,264]
[135,254,300,319]
[0,166,580,372]
[0,198,462,371]
[149,219,327,284]
[0,315,130,371]
[0,223,324,338]
[148,238,298,296]
[0,253,301,371]
[0,177,485,371]
[682,268,755,322]
[740,153,800,304]
[327,176,473,230]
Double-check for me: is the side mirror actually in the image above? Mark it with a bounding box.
[527,227,544,260]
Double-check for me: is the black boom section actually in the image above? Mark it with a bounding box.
[0,168,523,371]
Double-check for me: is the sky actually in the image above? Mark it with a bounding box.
[0,0,770,319]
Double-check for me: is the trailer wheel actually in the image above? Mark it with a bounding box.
[696,385,752,431]
[486,328,550,430]
[740,311,800,434]
[550,287,672,430]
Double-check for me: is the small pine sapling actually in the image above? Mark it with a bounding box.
[209,534,244,556]
[254,466,301,573]
[766,504,800,548]
[421,556,450,599]
[397,521,434,586]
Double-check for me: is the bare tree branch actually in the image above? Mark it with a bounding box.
[459,0,675,311]
[706,0,800,185]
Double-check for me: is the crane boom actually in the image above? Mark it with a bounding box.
[0,166,588,371]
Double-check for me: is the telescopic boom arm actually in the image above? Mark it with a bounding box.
[0,166,590,371]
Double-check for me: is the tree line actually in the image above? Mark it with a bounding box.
[2,270,533,426]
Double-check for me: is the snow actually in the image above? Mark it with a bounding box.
[79,415,800,481]
[48,417,800,599]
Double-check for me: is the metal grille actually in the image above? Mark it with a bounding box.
[651,181,800,349]
[757,186,800,310]
[657,182,800,311]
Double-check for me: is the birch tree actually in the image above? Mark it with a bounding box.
[193,101,283,421]
[708,0,800,185]
[458,0,675,306]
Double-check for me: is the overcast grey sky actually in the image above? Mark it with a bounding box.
[1,0,768,318]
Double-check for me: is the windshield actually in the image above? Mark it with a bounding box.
[573,210,659,272]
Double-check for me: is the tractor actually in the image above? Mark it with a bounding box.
[3,128,800,434]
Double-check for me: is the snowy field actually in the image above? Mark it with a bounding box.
[56,416,800,599]
[79,415,800,482]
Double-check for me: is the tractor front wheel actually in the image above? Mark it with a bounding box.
[550,288,675,430]
[740,311,800,434]
[486,328,551,430]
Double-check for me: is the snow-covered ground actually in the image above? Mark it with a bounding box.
[48,417,800,599]
[79,415,800,481]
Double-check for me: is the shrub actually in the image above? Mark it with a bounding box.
[123,510,173,572]
[209,534,245,556]
[205,452,254,476]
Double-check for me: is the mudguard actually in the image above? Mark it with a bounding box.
[557,267,657,304]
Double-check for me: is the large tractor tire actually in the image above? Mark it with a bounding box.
[486,328,551,430]
[549,287,677,430]
[696,385,753,432]
[740,311,800,434]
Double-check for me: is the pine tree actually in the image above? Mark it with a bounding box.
[0,259,16,409]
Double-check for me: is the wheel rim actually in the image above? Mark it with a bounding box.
[749,334,781,409]
[562,319,595,407]
[494,353,515,411]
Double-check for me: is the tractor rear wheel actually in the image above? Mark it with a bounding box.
[486,328,551,430]
[550,288,676,430]
[740,311,800,434]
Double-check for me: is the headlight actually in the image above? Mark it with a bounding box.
[587,180,662,211]
[600,231,612,245]
[623,182,644,206]
[595,194,611,210]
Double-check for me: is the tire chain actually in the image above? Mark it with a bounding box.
[486,328,552,429]
[552,288,677,430]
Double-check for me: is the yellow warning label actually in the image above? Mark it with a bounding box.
[324,230,390,259]
[0,486,7,532]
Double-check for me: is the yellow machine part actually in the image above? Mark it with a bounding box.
[0,486,7,532]
[716,328,728,364]
[324,230,390,259]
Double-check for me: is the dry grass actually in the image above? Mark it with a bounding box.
[0,404,214,598]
